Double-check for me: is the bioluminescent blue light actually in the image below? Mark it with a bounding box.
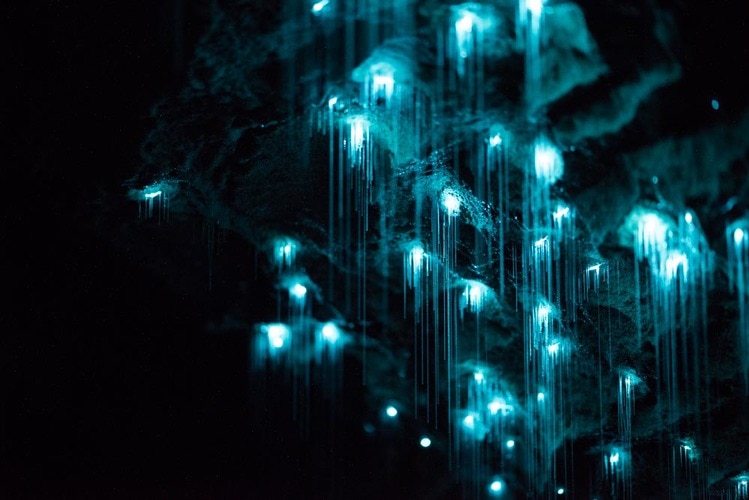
[462,279,491,314]
[290,283,307,299]
[735,228,745,245]
[474,370,485,383]
[463,413,477,429]
[311,0,329,14]
[537,391,545,402]
[488,397,513,416]
[273,237,298,270]
[385,405,398,417]
[557,487,565,495]
[348,116,369,152]
[711,99,720,110]
[144,191,162,199]
[609,452,620,464]
[546,342,560,355]
[534,236,548,248]
[527,0,544,16]
[489,133,502,147]
[506,439,515,449]
[265,323,291,350]
[370,63,396,102]
[321,322,341,344]
[441,190,461,216]
[684,211,693,224]
[534,140,564,184]
[489,478,503,495]
[420,436,432,448]
[328,96,338,109]
[553,204,570,222]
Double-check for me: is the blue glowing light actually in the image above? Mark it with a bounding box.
[537,392,545,402]
[557,487,565,495]
[385,405,398,417]
[419,436,432,448]
[290,283,307,299]
[609,452,620,464]
[144,191,162,199]
[735,228,745,245]
[527,0,544,16]
[488,398,513,416]
[474,370,485,383]
[489,479,503,495]
[265,323,291,350]
[506,439,515,449]
[441,190,461,216]
[711,99,719,110]
[534,139,564,184]
[321,322,340,344]
[311,0,329,14]
[489,133,502,147]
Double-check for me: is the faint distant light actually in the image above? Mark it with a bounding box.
[328,96,338,109]
[419,436,432,448]
[363,423,376,434]
[527,0,544,16]
[735,228,745,245]
[441,190,461,216]
[537,392,545,402]
[144,191,162,199]
[311,0,329,14]
[489,133,502,147]
[321,322,340,344]
[557,487,565,495]
[506,439,515,449]
[290,283,307,299]
[385,405,398,417]
[684,212,693,224]
[474,371,485,383]
[711,99,720,110]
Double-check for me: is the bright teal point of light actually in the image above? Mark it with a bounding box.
[557,487,565,495]
[735,228,745,245]
[489,479,503,495]
[290,283,307,299]
[419,437,432,448]
[711,99,719,110]
[489,133,502,147]
[684,212,693,224]
[506,439,515,449]
[321,322,340,344]
[441,190,461,216]
[537,392,545,402]
[144,191,162,199]
[609,452,620,464]
[474,371,485,383]
[385,405,398,417]
[463,413,476,429]
[311,0,329,14]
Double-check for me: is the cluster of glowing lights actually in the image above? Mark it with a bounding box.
[264,323,291,350]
